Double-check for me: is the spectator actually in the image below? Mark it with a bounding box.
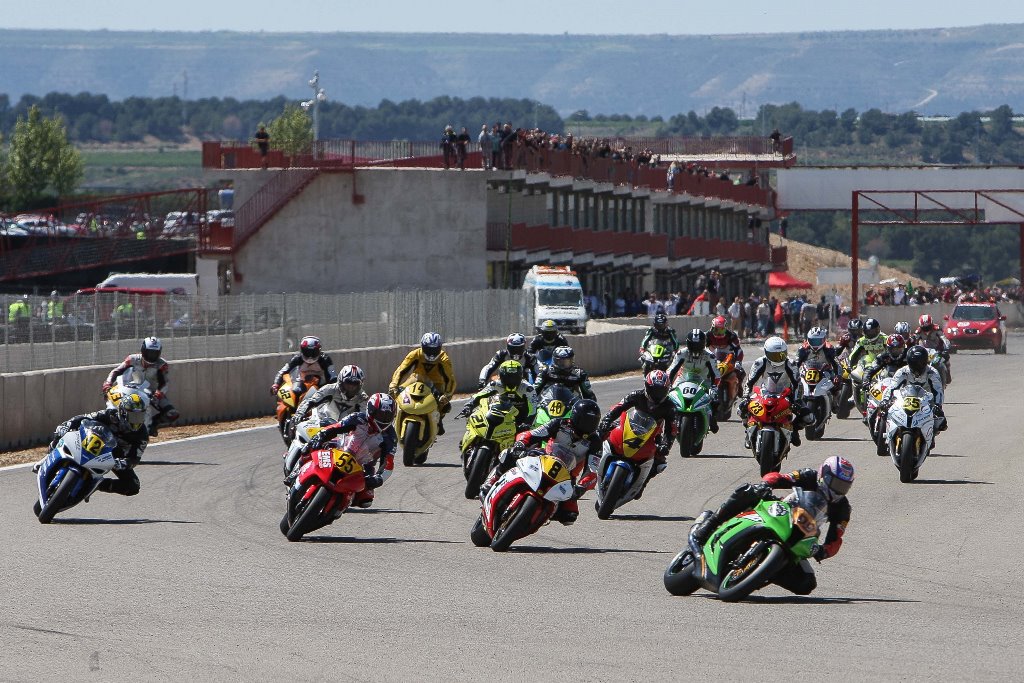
[456,127,471,170]
[799,298,817,336]
[478,125,493,170]
[667,161,681,190]
[769,128,782,152]
[893,284,906,305]
[756,298,770,337]
[440,125,457,170]
[728,296,743,334]
[46,291,64,322]
[643,292,663,318]
[254,124,270,169]
[614,293,626,316]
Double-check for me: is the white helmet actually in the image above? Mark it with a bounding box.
[763,336,788,369]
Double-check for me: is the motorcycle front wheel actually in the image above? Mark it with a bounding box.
[402,421,421,467]
[664,549,701,596]
[898,432,917,484]
[837,383,853,419]
[491,495,539,552]
[596,466,629,520]
[286,486,333,542]
[37,468,80,524]
[677,415,698,458]
[470,516,491,547]
[464,444,492,500]
[756,431,778,476]
[718,542,787,602]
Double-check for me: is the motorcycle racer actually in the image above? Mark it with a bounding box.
[667,329,722,433]
[706,315,745,381]
[690,456,855,595]
[46,394,150,497]
[530,319,570,356]
[289,364,369,437]
[480,399,603,525]
[478,333,540,387]
[796,327,841,394]
[743,336,813,446]
[863,333,909,387]
[848,318,887,369]
[271,336,338,395]
[103,337,179,436]
[835,318,864,354]
[639,313,680,356]
[882,345,948,438]
[296,393,398,509]
[389,332,457,434]
[533,346,597,401]
[913,314,952,383]
[461,360,538,430]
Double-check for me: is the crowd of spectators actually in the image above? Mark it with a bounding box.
[863,282,1022,306]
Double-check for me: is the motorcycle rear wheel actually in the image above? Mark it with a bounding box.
[402,422,421,467]
[664,549,701,596]
[470,516,491,547]
[286,486,333,542]
[37,468,79,524]
[718,542,787,602]
[756,431,778,477]
[898,433,917,484]
[464,444,492,500]
[491,495,539,552]
[837,384,852,419]
[597,466,629,520]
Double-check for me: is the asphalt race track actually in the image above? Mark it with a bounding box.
[2,339,1023,680]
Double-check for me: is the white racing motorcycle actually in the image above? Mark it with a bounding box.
[883,384,935,483]
[105,370,158,431]
[282,403,343,481]
[34,419,121,523]
[798,359,834,441]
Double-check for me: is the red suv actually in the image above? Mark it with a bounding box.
[944,303,1007,354]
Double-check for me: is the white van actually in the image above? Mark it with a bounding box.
[522,265,587,334]
[96,273,199,297]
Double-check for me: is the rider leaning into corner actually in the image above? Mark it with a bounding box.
[690,456,855,595]
[103,337,179,437]
[389,332,456,435]
[271,336,338,394]
[287,364,369,439]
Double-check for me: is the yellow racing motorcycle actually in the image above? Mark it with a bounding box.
[395,376,442,466]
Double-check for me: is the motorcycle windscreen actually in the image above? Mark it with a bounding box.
[621,408,658,458]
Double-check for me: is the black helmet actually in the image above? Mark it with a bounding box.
[540,319,558,342]
[570,399,601,434]
[653,313,668,331]
[497,360,524,391]
[686,329,707,355]
[552,346,575,370]
[506,332,527,360]
[299,335,322,361]
[863,318,881,339]
[847,318,864,338]
[907,345,928,373]
[644,370,671,404]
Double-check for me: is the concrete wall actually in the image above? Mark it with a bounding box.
[233,169,487,293]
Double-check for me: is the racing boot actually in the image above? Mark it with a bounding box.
[708,413,719,434]
[551,499,579,526]
[790,428,801,447]
[690,509,719,546]
[353,489,374,509]
[743,424,756,450]
[634,454,667,500]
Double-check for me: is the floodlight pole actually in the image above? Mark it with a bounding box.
[851,191,860,316]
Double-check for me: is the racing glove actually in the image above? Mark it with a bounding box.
[387,385,398,397]
[812,544,829,562]
[364,474,384,490]
[271,383,280,396]
[102,381,113,393]
[153,390,165,401]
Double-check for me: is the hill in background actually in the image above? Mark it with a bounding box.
[4,25,1024,117]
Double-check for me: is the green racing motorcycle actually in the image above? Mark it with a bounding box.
[668,371,713,457]
[663,487,828,601]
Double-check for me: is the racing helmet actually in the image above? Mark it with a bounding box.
[818,456,855,502]
[339,364,365,398]
[893,321,911,339]
[540,319,558,343]
[506,333,527,360]
[653,313,668,332]
[918,314,935,331]
[497,359,524,391]
[711,315,727,335]
[552,346,575,370]
[299,336,322,361]
[847,318,864,338]
[686,329,707,355]
[570,399,601,435]
[365,393,397,429]
[420,332,443,362]
[907,345,929,374]
[763,336,788,368]
[885,333,906,355]
[118,392,148,432]
[644,370,671,404]
[806,326,828,352]
[141,336,162,364]
[863,318,881,340]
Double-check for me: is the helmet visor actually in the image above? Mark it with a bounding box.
[554,357,572,369]
[828,476,853,497]
[142,348,161,363]
[422,346,441,362]
[766,350,788,364]
[125,410,147,429]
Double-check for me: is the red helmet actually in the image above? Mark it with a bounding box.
[918,314,934,331]
[365,393,396,429]
[885,333,906,354]
[644,370,671,404]
[300,336,322,360]
[711,315,727,334]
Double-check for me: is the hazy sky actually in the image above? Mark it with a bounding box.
[6,0,1024,34]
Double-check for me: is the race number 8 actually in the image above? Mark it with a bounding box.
[545,459,564,479]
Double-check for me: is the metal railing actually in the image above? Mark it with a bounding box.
[1,289,534,373]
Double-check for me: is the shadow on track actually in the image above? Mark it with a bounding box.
[607,513,695,522]
[141,461,219,466]
[696,594,920,605]
[346,508,433,515]
[509,545,671,555]
[303,536,461,544]
[54,518,200,525]
[818,436,865,442]
[689,453,747,459]
[913,478,994,485]
[413,462,462,469]
[927,453,968,458]
[943,402,976,406]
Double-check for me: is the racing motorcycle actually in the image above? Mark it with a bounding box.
[927,346,951,388]
[105,372,157,431]
[394,376,441,466]
[280,435,367,541]
[276,373,321,445]
[532,384,579,428]
[834,355,854,420]
[798,359,834,441]
[743,379,794,476]
[848,352,877,416]
[458,393,521,499]
[33,419,120,524]
[639,342,672,375]
[883,385,935,483]
[865,373,898,456]
[282,404,337,482]
[594,407,663,520]
[669,371,713,457]
[663,488,829,602]
[713,349,741,422]
[471,441,576,552]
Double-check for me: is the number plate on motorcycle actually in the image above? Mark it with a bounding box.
[902,396,921,411]
[749,402,765,417]
[82,433,105,456]
[547,400,566,417]
[804,369,821,382]
[333,450,362,475]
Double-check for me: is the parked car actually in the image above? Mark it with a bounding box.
[944,302,1007,354]
[162,211,203,237]
[205,209,235,228]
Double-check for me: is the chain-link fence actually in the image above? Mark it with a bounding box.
[1,289,534,372]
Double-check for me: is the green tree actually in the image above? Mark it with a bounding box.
[4,105,83,206]
[267,104,313,156]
